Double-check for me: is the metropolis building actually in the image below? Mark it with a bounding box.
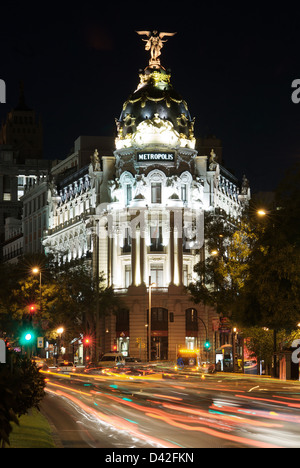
[43,32,250,361]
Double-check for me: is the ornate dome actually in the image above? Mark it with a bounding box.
[115,65,195,150]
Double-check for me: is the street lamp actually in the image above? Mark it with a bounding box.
[255,209,278,376]
[148,277,156,362]
[257,209,267,217]
[32,267,42,312]
[56,327,64,361]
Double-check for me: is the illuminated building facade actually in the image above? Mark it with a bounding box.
[43,32,250,361]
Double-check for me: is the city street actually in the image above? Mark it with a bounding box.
[40,366,300,449]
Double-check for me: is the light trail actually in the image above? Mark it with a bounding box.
[44,373,300,448]
[45,386,179,448]
[145,412,282,448]
[236,394,300,409]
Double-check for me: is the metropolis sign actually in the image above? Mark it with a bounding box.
[137,151,175,162]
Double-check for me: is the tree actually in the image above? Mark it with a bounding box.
[0,351,46,447]
[243,326,275,373]
[188,164,300,376]
[237,242,300,331]
[52,261,124,340]
[188,212,257,319]
[0,255,124,355]
[236,163,300,332]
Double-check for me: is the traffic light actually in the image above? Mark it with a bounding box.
[83,336,91,346]
[28,304,37,314]
[204,339,211,351]
[20,330,35,345]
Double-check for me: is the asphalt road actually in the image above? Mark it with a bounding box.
[40,366,300,449]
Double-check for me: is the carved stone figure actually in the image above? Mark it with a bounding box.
[208,149,218,170]
[91,149,101,171]
[241,174,250,195]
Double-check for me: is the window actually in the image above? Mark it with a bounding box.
[186,308,198,331]
[123,228,131,253]
[151,183,161,203]
[150,308,168,331]
[150,225,163,252]
[183,264,188,286]
[181,184,187,202]
[116,309,129,332]
[150,264,163,286]
[3,176,11,200]
[126,184,132,205]
[124,265,131,287]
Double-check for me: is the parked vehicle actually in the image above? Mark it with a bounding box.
[56,361,76,373]
[175,349,201,370]
[32,356,45,367]
[98,353,125,367]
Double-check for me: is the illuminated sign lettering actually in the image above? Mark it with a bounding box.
[137,151,175,162]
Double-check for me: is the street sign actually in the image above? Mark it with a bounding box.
[37,337,44,348]
[0,338,6,363]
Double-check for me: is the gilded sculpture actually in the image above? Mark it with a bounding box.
[136,30,176,67]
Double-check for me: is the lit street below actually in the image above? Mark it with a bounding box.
[40,366,300,449]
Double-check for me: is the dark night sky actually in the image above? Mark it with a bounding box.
[1,2,300,193]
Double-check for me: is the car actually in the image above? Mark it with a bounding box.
[98,353,125,367]
[32,356,46,367]
[56,361,76,373]
[38,363,49,371]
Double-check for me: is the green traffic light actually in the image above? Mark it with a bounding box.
[204,340,210,349]
[20,330,35,345]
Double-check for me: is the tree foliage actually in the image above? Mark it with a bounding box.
[0,255,123,348]
[188,212,258,318]
[188,162,300,376]
[0,351,46,447]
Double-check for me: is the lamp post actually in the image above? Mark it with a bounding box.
[148,276,156,362]
[56,327,64,361]
[32,267,42,312]
[256,209,278,377]
[95,218,100,361]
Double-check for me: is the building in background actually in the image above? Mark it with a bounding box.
[0,82,43,160]
[2,217,23,263]
[0,86,49,260]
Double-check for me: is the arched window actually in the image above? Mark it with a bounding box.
[147,170,166,205]
[180,171,192,203]
[120,171,134,206]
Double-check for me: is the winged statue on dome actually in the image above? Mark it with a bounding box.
[136,30,176,67]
